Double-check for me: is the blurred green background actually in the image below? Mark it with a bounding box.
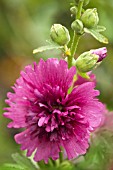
[0,0,113,169]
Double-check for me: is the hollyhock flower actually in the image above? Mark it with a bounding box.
[4,58,104,163]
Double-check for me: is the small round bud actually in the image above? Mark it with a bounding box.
[81,8,99,28]
[50,24,70,46]
[74,0,90,6]
[70,6,78,15]
[83,0,90,6]
[90,47,107,62]
[74,0,79,4]
[71,19,84,35]
[75,52,99,73]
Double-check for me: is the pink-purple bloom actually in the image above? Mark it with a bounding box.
[91,47,107,62]
[4,58,104,163]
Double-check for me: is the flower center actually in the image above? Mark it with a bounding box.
[52,104,63,111]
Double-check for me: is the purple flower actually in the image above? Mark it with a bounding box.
[91,47,107,62]
[4,58,104,163]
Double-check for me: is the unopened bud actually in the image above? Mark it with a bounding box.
[74,0,90,6]
[83,0,90,6]
[74,0,79,4]
[81,8,99,28]
[50,24,70,46]
[90,47,107,62]
[70,6,78,15]
[75,52,99,73]
[71,19,84,35]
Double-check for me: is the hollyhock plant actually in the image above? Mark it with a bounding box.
[3,0,110,169]
[4,58,104,163]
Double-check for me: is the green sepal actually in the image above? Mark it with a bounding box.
[59,161,74,170]
[68,74,77,94]
[38,159,55,170]
[33,44,64,54]
[95,25,106,32]
[77,71,90,79]
[68,86,73,94]
[84,28,108,44]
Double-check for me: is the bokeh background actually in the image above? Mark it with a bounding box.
[0,0,113,169]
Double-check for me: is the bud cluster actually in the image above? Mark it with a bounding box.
[70,0,99,35]
[47,0,107,75]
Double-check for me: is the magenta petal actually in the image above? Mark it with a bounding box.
[34,140,60,163]
[62,135,89,159]
[68,82,99,104]
[80,101,104,129]
[91,47,107,62]
[38,117,46,127]
[15,130,37,156]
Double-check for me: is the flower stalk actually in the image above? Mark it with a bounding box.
[76,0,84,19]
[68,0,84,68]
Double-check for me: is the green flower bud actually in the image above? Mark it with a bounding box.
[75,51,99,72]
[71,19,84,35]
[81,8,99,28]
[50,24,70,46]
[74,0,79,5]
[83,0,90,6]
[70,6,78,15]
[74,0,90,6]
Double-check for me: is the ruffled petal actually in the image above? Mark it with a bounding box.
[15,130,37,156]
[34,140,60,163]
[62,135,89,159]
[15,130,60,163]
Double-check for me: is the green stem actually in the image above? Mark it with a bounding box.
[71,32,80,58]
[76,0,84,19]
[68,0,84,68]
[68,32,80,68]
[59,150,63,163]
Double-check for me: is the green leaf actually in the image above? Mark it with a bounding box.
[84,28,108,44]
[95,25,106,32]
[75,130,113,170]
[2,164,25,170]
[12,153,37,170]
[33,44,64,54]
